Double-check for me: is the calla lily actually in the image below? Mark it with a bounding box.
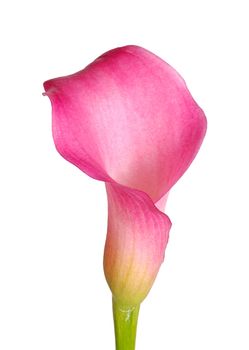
[43,45,207,349]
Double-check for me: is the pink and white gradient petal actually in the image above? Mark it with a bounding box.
[43,45,207,306]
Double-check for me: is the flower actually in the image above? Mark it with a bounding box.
[43,45,207,308]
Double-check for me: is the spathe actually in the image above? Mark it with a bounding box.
[44,45,206,306]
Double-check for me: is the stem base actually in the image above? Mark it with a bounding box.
[112,298,140,350]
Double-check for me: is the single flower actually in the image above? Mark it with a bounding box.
[43,45,207,349]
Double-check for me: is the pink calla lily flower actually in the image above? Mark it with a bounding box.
[44,45,206,349]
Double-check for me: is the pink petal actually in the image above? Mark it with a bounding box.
[104,183,171,306]
[44,45,206,305]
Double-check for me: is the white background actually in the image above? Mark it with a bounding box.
[0,1,248,349]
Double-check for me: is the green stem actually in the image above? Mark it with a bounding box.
[112,298,140,350]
